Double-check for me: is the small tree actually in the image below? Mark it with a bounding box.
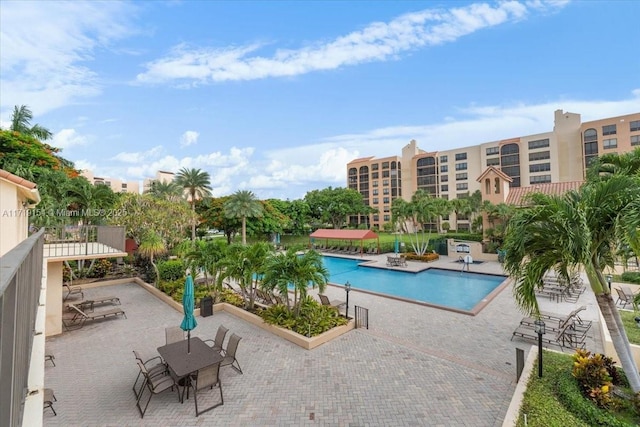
[138,230,166,287]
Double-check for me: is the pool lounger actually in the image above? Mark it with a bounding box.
[67,296,121,311]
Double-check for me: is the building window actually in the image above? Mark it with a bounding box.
[455,153,467,161]
[441,175,448,182]
[440,155,448,163]
[456,183,468,191]
[501,143,519,155]
[485,178,490,194]
[383,180,389,186]
[528,138,550,150]
[487,158,500,166]
[372,181,378,187]
[440,165,448,173]
[529,151,550,161]
[632,135,640,146]
[583,128,597,142]
[372,172,379,179]
[501,154,519,166]
[372,198,378,204]
[382,170,390,178]
[383,215,390,221]
[529,163,551,173]
[495,178,500,194]
[602,124,616,136]
[530,175,552,184]
[631,120,640,132]
[383,197,390,204]
[603,138,617,149]
[382,188,389,195]
[486,147,499,155]
[456,193,469,199]
[372,189,378,195]
[371,163,379,171]
[441,185,448,192]
[381,162,390,169]
[455,173,467,180]
[455,162,467,170]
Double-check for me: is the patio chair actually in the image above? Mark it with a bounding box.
[136,361,179,418]
[63,282,83,301]
[69,296,121,312]
[220,333,243,374]
[614,287,634,308]
[43,388,57,416]
[62,304,126,330]
[45,353,55,367]
[133,350,168,400]
[192,363,224,416]
[318,294,346,311]
[165,326,184,345]
[204,325,229,354]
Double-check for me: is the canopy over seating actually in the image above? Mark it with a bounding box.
[309,229,379,255]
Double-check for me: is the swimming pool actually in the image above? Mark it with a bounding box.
[321,256,506,313]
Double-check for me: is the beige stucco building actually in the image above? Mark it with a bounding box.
[347,110,640,230]
[0,169,41,256]
[81,169,140,194]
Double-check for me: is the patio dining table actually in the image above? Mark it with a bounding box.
[157,337,223,380]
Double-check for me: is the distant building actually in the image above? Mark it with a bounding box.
[142,170,176,193]
[347,110,640,230]
[81,170,140,194]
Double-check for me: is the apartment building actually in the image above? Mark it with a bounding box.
[142,170,176,192]
[347,110,640,230]
[81,169,140,194]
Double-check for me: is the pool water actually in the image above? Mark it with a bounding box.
[321,256,506,311]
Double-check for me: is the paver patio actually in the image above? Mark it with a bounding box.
[43,256,602,426]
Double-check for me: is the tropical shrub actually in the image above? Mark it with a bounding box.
[572,349,614,409]
[217,289,244,307]
[158,259,184,281]
[621,272,640,285]
[88,258,112,278]
[404,252,439,262]
[260,296,348,336]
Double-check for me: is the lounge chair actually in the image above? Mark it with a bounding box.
[63,283,83,301]
[63,304,126,330]
[132,350,168,400]
[204,325,229,354]
[318,294,346,311]
[43,388,57,416]
[520,306,591,331]
[220,333,243,374]
[192,363,224,416]
[165,326,184,345]
[67,296,120,312]
[45,353,56,367]
[511,319,586,350]
[136,361,179,418]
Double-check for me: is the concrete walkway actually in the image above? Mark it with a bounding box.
[43,257,602,426]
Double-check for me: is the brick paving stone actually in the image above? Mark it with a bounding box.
[44,262,602,427]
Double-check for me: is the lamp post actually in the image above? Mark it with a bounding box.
[534,319,545,378]
[606,274,612,293]
[345,281,351,319]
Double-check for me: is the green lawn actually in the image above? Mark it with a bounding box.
[620,310,640,345]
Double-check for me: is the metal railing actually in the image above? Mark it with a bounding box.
[0,229,44,427]
[354,305,369,329]
[43,225,125,258]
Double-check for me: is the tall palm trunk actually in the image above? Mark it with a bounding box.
[191,199,196,241]
[241,216,247,245]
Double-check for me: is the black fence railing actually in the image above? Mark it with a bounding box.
[43,225,125,258]
[0,229,44,427]
[354,305,369,329]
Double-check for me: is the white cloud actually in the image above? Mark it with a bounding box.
[179,130,199,147]
[111,146,165,163]
[73,159,96,172]
[136,1,567,85]
[51,128,88,149]
[0,1,137,115]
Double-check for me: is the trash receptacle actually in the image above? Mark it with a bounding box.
[201,296,213,317]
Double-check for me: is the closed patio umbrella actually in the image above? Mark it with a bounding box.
[180,274,197,353]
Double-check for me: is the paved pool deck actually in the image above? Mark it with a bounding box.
[43,255,603,426]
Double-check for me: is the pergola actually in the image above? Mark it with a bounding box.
[309,229,380,256]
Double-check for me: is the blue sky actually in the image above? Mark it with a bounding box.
[1,0,639,200]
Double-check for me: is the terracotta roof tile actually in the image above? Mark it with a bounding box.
[506,181,584,206]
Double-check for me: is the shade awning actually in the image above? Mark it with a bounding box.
[309,229,379,240]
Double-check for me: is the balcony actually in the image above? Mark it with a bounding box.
[43,226,127,261]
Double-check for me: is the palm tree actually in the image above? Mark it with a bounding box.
[174,167,212,240]
[9,105,53,140]
[503,173,640,392]
[216,242,272,309]
[224,190,263,245]
[145,179,184,202]
[262,246,328,316]
[184,239,227,298]
[138,230,166,287]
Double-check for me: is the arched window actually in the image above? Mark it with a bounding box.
[495,178,500,194]
[583,128,599,167]
[485,178,490,194]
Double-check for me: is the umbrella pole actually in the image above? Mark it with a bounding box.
[187,331,191,354]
